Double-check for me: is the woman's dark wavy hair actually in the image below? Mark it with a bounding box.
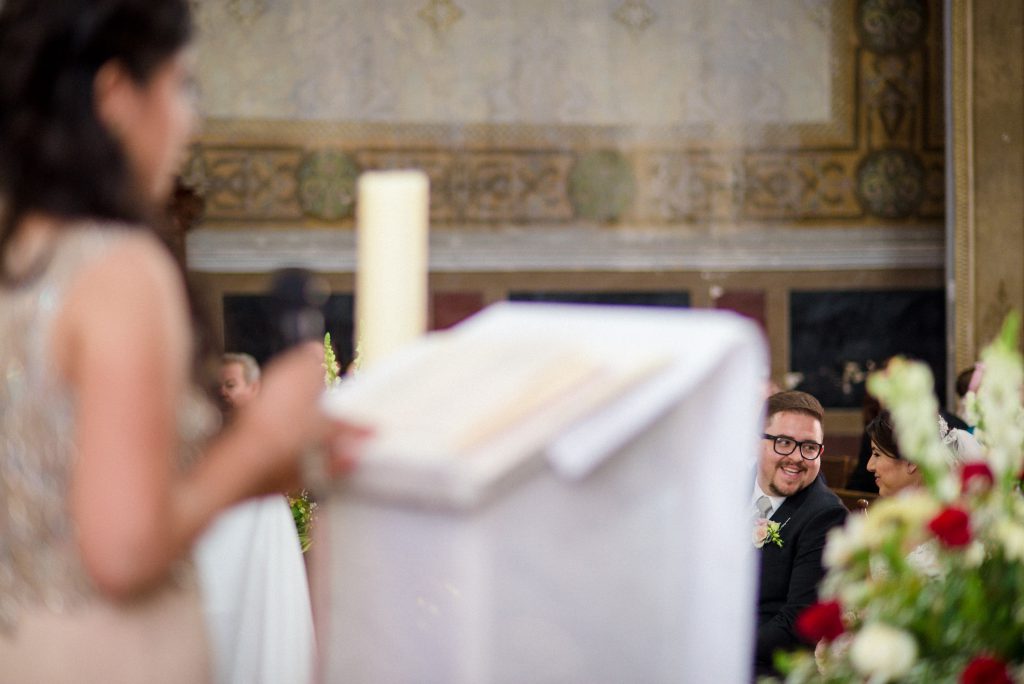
[0,0,192,278]
[866,409,902,460]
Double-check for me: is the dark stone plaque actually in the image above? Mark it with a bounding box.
[790,289,946,408]
[223,293,355,369]
[508,291,690,308]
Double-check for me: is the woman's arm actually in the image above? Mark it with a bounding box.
[57,234,336,598]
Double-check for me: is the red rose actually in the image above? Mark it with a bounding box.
[961,462,995,493]
[795,600,844,642]
[961,655,1012,684]
[929,506,972,547]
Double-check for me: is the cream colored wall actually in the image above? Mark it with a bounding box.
[194,0,832,130]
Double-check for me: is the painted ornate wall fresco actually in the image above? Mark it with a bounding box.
[193,0,949,417]
[184,0,943,229]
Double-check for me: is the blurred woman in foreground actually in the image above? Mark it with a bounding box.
[0,1,361,680]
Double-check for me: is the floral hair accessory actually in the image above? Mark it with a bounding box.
[938,414,954,444]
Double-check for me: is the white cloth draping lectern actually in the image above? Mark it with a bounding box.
[315,303,767,683]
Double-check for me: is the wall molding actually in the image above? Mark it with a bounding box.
[187,224,944,274]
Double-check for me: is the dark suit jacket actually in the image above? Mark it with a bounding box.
[754,475,847,676]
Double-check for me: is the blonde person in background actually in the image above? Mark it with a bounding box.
[193,356,315,679]
[196,352,316,684]
[219,353,261,420]
[0,1,363,681]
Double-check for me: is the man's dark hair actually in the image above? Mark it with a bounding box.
[766,390,824,424]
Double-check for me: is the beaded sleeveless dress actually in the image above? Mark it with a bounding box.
[0,225,214,682]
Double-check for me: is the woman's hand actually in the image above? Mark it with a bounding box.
[324,420,371,478]
[235,343,369,491]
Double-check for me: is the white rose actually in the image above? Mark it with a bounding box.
[862,492,939,550]
[964,540,986,568]
[934,475,960,502]
[849,623,917,681]
[994,519,1024,562]
[824,515,865,568]
[905,540,942,578]
[836,579,870,608]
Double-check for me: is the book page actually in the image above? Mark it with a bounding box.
[322,322,670,506]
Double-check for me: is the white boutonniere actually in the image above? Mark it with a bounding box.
[753,517,787,549]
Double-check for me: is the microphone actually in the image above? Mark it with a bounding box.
[269,268,334,494]
[269,268,330,348]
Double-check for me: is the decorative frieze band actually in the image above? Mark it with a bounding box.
[184,146,941,225]
[186,224,944,273]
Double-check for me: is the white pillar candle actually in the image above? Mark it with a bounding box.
[355,169,430,370]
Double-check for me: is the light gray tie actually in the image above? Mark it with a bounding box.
[755,495,773,520]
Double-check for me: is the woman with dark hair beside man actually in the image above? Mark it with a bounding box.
[0,1,363,680]
[865,409,982,497]
[846,358,973,494]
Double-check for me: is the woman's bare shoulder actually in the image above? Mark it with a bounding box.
[55,225,189,376]
[68,225,183,307]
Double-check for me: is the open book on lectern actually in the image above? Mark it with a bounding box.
[320,302,765,509]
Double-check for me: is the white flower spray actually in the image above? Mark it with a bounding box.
[969,314,1024,483]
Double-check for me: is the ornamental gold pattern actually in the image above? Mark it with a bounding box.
[187,0,940,227]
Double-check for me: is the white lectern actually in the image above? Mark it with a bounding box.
[314,303,766,683]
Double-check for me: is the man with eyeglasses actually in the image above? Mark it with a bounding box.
[752,391,847,677]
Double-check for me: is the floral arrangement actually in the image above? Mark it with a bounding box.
[323,332,342,386]
[779,314,1024,683]
[286,333,342,553]
[755,518,785,549]
[288,489,318,553]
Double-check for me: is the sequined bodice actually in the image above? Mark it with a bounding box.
[0,225,217,633]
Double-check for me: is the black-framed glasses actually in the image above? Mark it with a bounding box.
[762,433,824,461]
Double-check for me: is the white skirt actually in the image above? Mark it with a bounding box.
[195,495,315,684]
